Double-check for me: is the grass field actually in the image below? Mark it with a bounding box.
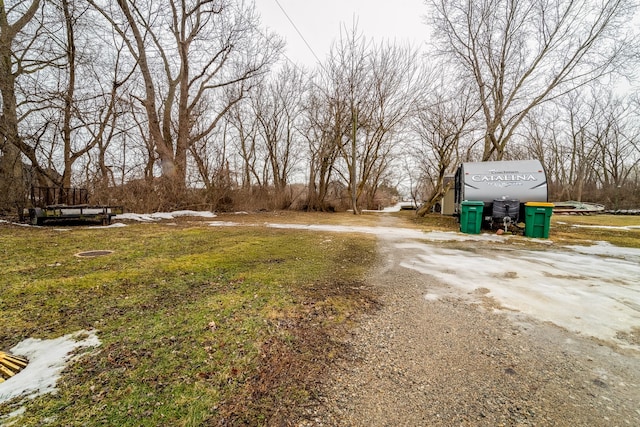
[1,210,638,425]
[550,214,640,247]
[0,218,377,426]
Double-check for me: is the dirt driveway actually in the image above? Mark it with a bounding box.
[299,214,640,426]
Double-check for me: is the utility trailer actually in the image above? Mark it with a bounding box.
[27,187,123,226]
[454,160,548,229]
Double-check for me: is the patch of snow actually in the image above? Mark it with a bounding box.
[363,203,403,213]
[0,220,34,227]
[89,222,128,229]
[115,210,216,222]
[0,330,101,404]
[398,242,640,350]
[148,212,176,220]
[0,406,25,426]
[264,223,509,242]
[422,231,509,243]
[207,220,517,242]
[209,221,246,227]
[571,224,640,231]
[424,293,440,301]
[565,241,640,263]
[167,210,217,218]
[113,213,156,222]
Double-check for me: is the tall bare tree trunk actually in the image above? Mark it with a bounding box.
[0,70,24,212]
[349,109,360,214]
[61,0,75,188]
[0,0,41,213]
[114,0,175,179]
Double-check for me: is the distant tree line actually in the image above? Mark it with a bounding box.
[1,0,638,216]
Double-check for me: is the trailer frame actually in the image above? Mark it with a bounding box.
[27,187,123,226]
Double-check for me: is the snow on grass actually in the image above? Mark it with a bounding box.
[209,221,250,227]
[115,210,216,222]
[565,241,640,262]
[362,203,403,213]
[208,220,507,243]
[570,224,640,231]
[263,222,509,242]
[0,330,101,405]
[89,222,128,229]
[0,220,34,228]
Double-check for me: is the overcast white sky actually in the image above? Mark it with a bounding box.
[254,0,430,68]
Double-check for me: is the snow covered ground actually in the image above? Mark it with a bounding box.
[397,240,640,350]
[115,210,217,222]
[0,331,100,405]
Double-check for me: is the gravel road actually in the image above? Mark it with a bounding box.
[300,215,640,426]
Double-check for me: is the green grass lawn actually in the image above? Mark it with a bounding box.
[551,214,640,247]
[0,220,377,426]
[2,210,638,425]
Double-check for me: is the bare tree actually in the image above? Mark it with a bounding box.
[321,25,421,213]
[589,91,640,207]
[302,77,345,211]
[412,80,479,216]
[226,99,262,189]
[0,0,141,216]
[561,93,602,201]
[360,41,422,210]
[0,0,41,213]
[595,99,639,186]
[51,0,136,189]
[429,0,637,161]
[89,0,282,195]
[523,106,562,195]
[252,64,306,201]
[526,87,640,207]
[326,26,370,214]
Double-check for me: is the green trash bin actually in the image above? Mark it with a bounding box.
[524,202,554,238]
[460,200,485,234]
